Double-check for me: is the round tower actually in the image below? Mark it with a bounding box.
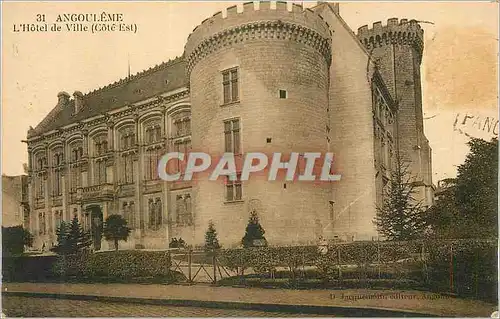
[184,1,334,247]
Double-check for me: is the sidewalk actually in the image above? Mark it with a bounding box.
[2,282,497,317]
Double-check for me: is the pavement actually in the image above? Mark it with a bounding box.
[2,282,498,317]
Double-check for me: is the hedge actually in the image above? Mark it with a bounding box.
[53,250,172,280]
[2,255,58,282]
[217,239,497,301]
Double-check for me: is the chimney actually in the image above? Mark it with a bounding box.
[57,91,70,106]
[73,91,84,113]
[331,2,339,14]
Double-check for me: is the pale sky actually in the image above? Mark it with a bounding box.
[2,1,498,183]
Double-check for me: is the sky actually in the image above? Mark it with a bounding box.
[1,1,498,183]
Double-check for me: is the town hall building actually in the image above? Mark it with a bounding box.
[24,2,434,250]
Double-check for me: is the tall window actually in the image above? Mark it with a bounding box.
[94,160,107,185]
[225,173,242,202]
[222,68,239,104]
[224,119,241,154]
[173,140,191,173]
[36,176,44,199]
[144,121,164,180]
[145,124,162,144]
[69,144,83,192]
[71,146,83,162]
[55,210,62,230]
[39,212,46,235]
[119,127,136,184]
[120,129,136,150]
[122,154,135,183]
[173,115,191,137]
[176,194,193,226]
[70,166,80,192]
[93,135,108,157]
[148,198,162,230]
[122,201,135,229]
[52,152,63,196]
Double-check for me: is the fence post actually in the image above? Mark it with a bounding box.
[337,246,342,280]
[188,248,192,283]
[449,242,454,294]
[474,246,479,299]
[377,240,381,279]
[213,250,217,284]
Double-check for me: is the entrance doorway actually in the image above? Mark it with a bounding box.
[86,205,103,251]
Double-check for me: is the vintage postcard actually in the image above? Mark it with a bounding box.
[1,1,498,317]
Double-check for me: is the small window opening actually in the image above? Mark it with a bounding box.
[279,90,287,99]
[266,138,272,143]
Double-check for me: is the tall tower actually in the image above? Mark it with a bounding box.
[357,19,433,206]
[184,2,335,246]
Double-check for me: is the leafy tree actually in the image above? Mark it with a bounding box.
[103,214,131,251]
[241,210,267,248]
[2,226,33,256]
[427,138,498,238]
[373,156,427,241]
[204,220,221,251]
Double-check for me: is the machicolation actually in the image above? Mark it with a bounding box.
[184,1,333,78]
[356,18,424,57]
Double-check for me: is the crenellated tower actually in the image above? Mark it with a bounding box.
[357,19,433,206]
[184,1,335,246]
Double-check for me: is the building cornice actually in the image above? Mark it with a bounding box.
[26,88,190,146]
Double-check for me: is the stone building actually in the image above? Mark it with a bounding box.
[2,175,29,228]
[25,2,433,250]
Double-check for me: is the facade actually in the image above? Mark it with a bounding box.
[2,175,29,228]
[25,2,433,250]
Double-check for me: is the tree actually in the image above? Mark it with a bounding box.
[103,214,131,251]
[427,138,498,238]
[2,226,33,256]
[373,156,427,241]
[204,220,221,251]
[51,221,70,255]
[52,215,92,255]
[241,210,267,248]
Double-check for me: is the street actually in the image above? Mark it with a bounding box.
[1,296,329,317]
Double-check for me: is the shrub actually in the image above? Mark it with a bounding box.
[103,214,131,251]
[204,220,221,251]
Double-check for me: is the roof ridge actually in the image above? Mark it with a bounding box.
[84,55,184,97]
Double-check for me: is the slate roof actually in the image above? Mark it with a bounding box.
[29,56,187,138]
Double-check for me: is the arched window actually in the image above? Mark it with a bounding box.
[93,134,108,157]
[144,120,163,181]
[170,111,192,174]
[51,148,63,196]
[119,126,136,184]
[92,134,108,185]
[69,142,83,193]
